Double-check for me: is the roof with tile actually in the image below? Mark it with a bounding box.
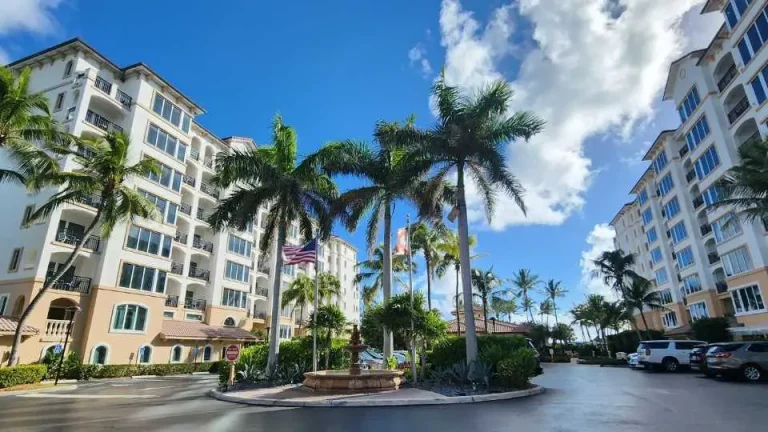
[0,316,39,336]
[160,320,257,341]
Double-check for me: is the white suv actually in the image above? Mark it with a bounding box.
[637,340,706,372]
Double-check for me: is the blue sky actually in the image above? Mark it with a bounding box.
[0,1,723,325]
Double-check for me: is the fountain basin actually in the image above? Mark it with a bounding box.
[302,370,405,393]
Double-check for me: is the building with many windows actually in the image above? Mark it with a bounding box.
[612,0,768,339]
[0,39,358,365]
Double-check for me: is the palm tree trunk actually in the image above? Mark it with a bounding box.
[579,325,587,344]
[267,224,288,370]
[456,163,478,366]
[299,304,304,335]
[455,266,461,335]
[425,255,432,311]
[553,302,559,326]
[483,296,489,333]
[584,326,593,343]
[7,207,102,366]
[639,310,651,340]
[600,327,611,358]
[382,201,393,359]
[420,342,427,380]
[325,329,331,370]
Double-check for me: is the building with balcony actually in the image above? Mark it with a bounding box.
[0,39,358,366]
[611,0,768,339]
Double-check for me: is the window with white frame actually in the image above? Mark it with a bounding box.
[655,267,669,286]
[682,274,702,295]
[126,225,172,258]
[171,345,183,363]
[0,294,9,315]
[139,345,152,364]
[144,158,183,192]
[111,304,148,332]
[146,123,187,161]
[63,60,74,78]
[279,324,293,339]
[749,61,768,105]
[646,227,658,243]
[663,196,681,220]
[54,92,65,111]
[670,221,687,245]
[203,345,213,361]
[651,247,663,264]
[722,246,753,277]
[685,116,710,152]
[152,93,191,133]
[118,263,167,293]
[228,234,252,257]
[8,248,22,272]
[661,311,678,328]
[658,173,674,197]
[163,311,174,319]
[659,289,673,304]
[225,261,250,283]
[731,284,766,314]
[702,186,721,208]
[185,313,203,321]
[138,189,178,225]
[282,264,296,277]
[712,212,742,243]
[678,87,701,123]
[653,151,668,174]
[694,146,720,180]
[222,288,247,309]
[92,345,108,365]
[735,3,768,65]
[725,0,756,29]
[676,246,695,269]
[642,208,653,225]
[689,302,710,321]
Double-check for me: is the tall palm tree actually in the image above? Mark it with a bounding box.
[322,118,448,358]
[361,285,378,308]
[209,115,337,370]
[585,294,610,356]
[308,304,347,370]
[623,277,666,340]
[318,272,342,304]
[282,274,314,333]
[419,76,545,364]
[712,137,768,222]
[593,250,640,300]
[570,304,592,343]
[7,132,159,366]
[409,221,450,310]
[492,297,518,321]
[544,279,567,325]
[470,267,503,332]
[539,299,553,327]
[436,230,478,335]
[0,66,69,187]
[355,245,414,304]
[511,269,539,323]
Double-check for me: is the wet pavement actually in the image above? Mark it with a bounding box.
[0,363,765,431]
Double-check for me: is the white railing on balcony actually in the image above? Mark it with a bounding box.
[45,319,72,338]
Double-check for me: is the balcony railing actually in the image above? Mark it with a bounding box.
[679,145,689,159]
[717,65,738,93]
[716,281,728,294]
[94,76,113,95]
[182,175,196,187]
[200,181,219,197]
[116,90,132,108]
[45,275,91,294]
[196,208,211,222]
[188,267,210,281]
[192,237,214,253]
[693,196,704,209]
[170,261,184,275]
[45,319,73,338]
[727,97,750,125]
[76,145,96,159]
[254,312,267,320]
[55,229,101,252]
[189,148,200,161]
[179,203,192,215]
[174,231,188,245]
[740,131,761,147]
[686,169,697,184]
[85,110,123,133]
[700,223,713,237]
[708,252,721,264]
[203,156,214,170]
[184,297,207,310]
[254,287,269,297]
[165,295,179,307]
[76,194,102,209]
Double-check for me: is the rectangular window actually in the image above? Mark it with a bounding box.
[118,262,167,293]
[21,205,35,228]
[702,185,721,208]
[682,274,702,295]
[8,248,22,272]
[732,284,766,314]
[751,75,767,105]
[651,247,663,264]
[642,208,653,225]
[722,246,753,277]
[0,294,8,315]
[163,311,174,319]
[152,93,192,133]
[282,264,296,277]
[694,146,720,180]
[137,189,178,225]
[685,116,711,152]
[658,174,674,197]
[653,151,668,174]
[655,267,669,286]
[670,221,688,245]
[227,234,253,257]
[662,311,678,328]
[713,212,742,243]
[659,289,674,305]
[689,302,710,321]
[646,227,658,244]
[663,196,681,220]
[185,313,203,321]
[222,288,248,309]
[638,190,648,205]
[54,92,65,111]
[678,87,701,123]
[225,261,250,283]
[125,225,171,258]
[144,158,183,192]
[146,123,188,161]
[736,3,768,65]
[676,246,695,269]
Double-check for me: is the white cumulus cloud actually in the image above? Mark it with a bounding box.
[0,0,65,65]
[408,43,433,78]
[437,0,721,229]
[579,223,617,298]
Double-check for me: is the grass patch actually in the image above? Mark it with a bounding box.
[0,382,59,393]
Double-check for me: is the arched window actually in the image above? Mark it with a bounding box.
[223,317,236,327]
[111,304,148,332]
[139,345,152,364]
[63,60,74,78]
[92,345,108,365]
[203,345,213,361]
[171,345,183,363]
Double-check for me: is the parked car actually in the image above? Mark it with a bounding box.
[392,351,410,366]
[360,350,384,369]
[627,353,641,369]
[706,341,768,382]
[689,343,718,377]
[637,340,706,372]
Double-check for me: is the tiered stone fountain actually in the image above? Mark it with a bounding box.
[302,324,404,393]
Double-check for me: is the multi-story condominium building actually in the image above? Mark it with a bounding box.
[0,39,358,366]
[611,0,768,339]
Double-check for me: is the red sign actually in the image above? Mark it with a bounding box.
[225,344,240,362]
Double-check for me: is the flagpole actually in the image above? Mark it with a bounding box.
[313,238,320,372]
[406,215,417,383]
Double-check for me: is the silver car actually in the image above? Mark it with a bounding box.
[706,342,768,381]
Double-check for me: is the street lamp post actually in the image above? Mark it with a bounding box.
[54,306,81,385]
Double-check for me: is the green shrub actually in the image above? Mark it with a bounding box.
[430,335,527,370]
[540,354,570,363]
[497,349,537,389]
[607,330,664,355]
[577,357,627,366]
[0,364,48,388]
[692,317,732,343]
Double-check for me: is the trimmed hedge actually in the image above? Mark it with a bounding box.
[498,349,538,389]
[0,364,48,388]
[577,357,627,366]
[429,335,528,370]
[59,361,217,380]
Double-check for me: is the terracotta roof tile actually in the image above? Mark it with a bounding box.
[160,320,257,341]
[447,317,529,335]
[0,316,39,336]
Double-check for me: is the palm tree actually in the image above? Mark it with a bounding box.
[361,286,378,308]
[511,269,539,323]
[0,66,69,187]
[318,272,342,304]
[593,250,640,300]
[321,118,449,358]
[585,294,610,356]
[355,245,414,304]
[282,274,314,333]
[570,304,591,343]
[544,279,567,325]
[308,304,347,370]
[419,76,545,364]
[409,221,450,310]
[7,131,159,366]
[539,299,553,327]
[436,230,478,335]
[623,277,666,340]
[711,137,768,222]
[209,115,337,370]
[491,297,517,321]
[521,297,537,324]
[470,267,503,332]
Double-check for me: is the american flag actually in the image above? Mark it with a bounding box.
[282,239,317,265]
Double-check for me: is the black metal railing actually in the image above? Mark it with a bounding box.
[700,224,713,236]
[189,148,200,161]
[170,261,184,275]
[184,297,207,310]
[716,281,728,294]
[196,208,211,221]
[46,275,91,294]
[708,252,721,264]
[203,156,214,169]
[76,194,102,209]
[165,295,179,307]
[179,203,192,215]
[693,195,704,209]
[192,237,214,253]
[55,229,101,252]
[85,110,123,133]
[254,312,267,320]
[740,131,762,147]
[679,145,689,159]
[94,76,112,95]
[174,231,188,245]
[200,181,219,197]
[727,97,750,125]
[116,90,132,108]
[188,267,210,281]
[254,287,269,297]
[686,169,697,183]
[717,64,738,92]
[76,145,96,159]
[182,175,196,187]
